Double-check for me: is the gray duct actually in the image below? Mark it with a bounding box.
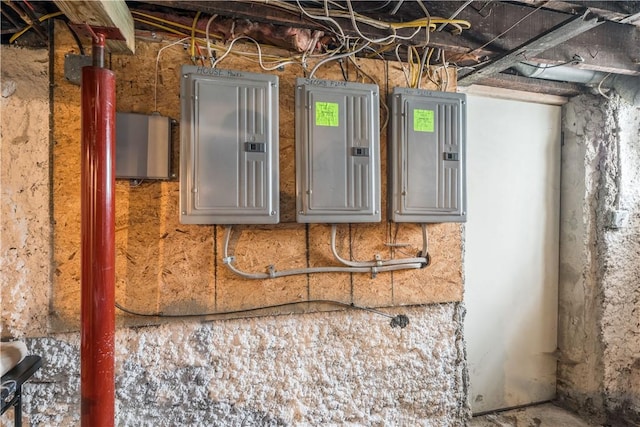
[513,62,640,106]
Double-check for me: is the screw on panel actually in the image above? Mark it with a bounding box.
[270,211,276,215]
[298,210,304,215]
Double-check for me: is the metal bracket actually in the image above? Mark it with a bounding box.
[64,54,93,85]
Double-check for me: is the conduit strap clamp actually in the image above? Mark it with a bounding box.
[268,265,276,278]
[222,256,235,265]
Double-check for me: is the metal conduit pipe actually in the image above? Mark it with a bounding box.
[513,62,640,106]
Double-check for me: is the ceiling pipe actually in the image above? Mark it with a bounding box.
[513,62,640,106]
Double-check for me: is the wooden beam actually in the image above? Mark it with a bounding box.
[54,0,135,54]
[460,73,585,98]
[458,84,570,106]
[428,1,640,74]
[140,1,640,76]
[510,1,640,25]
[140,0,480,50]
[458,12,604,86]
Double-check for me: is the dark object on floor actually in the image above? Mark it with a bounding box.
[1,356,42,427]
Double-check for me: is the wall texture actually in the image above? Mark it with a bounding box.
[0,46,50,339]
[23,305,468,426]
[558,93,640,424]
[48,21,464,332]
[0,25,471,426]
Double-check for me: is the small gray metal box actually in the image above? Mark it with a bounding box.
[389,88,467,223]
[295,78,380,223]
[180,66,279,224]
[116,112,171,180]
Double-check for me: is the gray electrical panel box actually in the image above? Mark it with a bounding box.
[389,88,466,223]
[295,78,380,223]
[180,66,279,224]
[116,112,171,180]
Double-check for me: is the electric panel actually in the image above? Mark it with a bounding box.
[116,112,171,180]
[295,78,380,223]
[389,88,466,223]
[180,66,279,224]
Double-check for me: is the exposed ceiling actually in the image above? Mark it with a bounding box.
[2,1,639,97]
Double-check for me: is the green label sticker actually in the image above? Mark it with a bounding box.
[414,109,435,132]
[315,102,339,127]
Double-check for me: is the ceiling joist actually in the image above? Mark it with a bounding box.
[458,11,605,86]
[53,0,135,53]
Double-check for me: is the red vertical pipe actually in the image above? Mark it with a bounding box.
[81,33,115,427]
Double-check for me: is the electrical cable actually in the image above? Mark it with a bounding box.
[471,5,543,54]
[520,55,584,69]
[390,0,405,15]
[436,0,473,32]
[439,50,449,91]
[131,10,223,40]
[308,41,370,78]
[416,46,431,89]
[295,0,346,48]
[222,226,424,280]
[345,0,396,45]
[133,17,189,37]
[115,299,410,328]
[597,72,612,99]
[155,37,190,112]
[368,0,394,12]
[205,14,218,66]
[65,21,85,56]
[330,225,428,268]
[9,11,62,43]
[190,11,201,62]
[212,36,301,71]
[394,44,411,87]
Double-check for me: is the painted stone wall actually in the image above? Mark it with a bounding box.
[22,305,468,426]
[0,28,471,426]
[558,93,640,424]
[0,45,50,339]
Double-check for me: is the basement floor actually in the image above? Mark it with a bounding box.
[470,403,597,427]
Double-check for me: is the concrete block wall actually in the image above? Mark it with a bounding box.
[558,93,640,424]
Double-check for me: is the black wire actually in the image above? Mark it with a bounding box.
[65,21,85,55]
[521,58,583,69]
[116,299,398,321]
[339,59,348,81]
